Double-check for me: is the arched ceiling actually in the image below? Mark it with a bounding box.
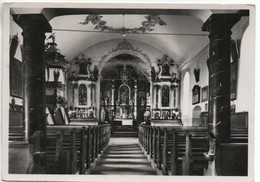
[46,13,209,66]
[10,7,244,68]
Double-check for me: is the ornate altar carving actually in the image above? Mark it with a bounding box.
[150,54,181,120]
[157,55,175,78]
[116,84,133,119]
[77,57,91,76]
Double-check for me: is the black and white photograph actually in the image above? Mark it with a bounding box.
[1,2,256,182]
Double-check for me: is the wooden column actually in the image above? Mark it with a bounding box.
[111,83,115,106]
[134,81,137,119]
[13,14,51,141]
[13,14,52,173]
[153,84,157,109]
[157,85,161,108]
[90,84,93,107]
[202,14,241,175]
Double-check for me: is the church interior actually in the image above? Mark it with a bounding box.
[4,5,254,179]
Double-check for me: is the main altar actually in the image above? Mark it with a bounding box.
[100,57,150,125]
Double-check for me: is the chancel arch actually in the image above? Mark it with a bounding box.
[96,39,154,75]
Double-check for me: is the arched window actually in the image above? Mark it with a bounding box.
[79,84,87,105]
[161,85,170,107]
[183,71,190,115]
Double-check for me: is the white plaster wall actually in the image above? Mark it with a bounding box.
[179,17,252,127]
[180,45,209,126]
[10,16,23,61]
[235,19,254,123]
[9,16,23,105]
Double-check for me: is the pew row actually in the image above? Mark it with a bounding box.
[139,125,208,175]
[139,113,249,176]
[45,124,111,174]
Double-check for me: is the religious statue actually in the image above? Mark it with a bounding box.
[140,97,145,106]
[144,109,151,122]
[172,108,181,120]
[151,66,156,81]
[93,65,98,81]
[100,101,106,122]
[104,95,109,106]
[146,93,151,105]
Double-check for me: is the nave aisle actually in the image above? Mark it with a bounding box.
[90,137,156,175]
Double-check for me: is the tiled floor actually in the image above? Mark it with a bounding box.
[90,137,156,175]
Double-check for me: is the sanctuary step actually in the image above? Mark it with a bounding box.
[90,137,156,175]
[112,125,138,137]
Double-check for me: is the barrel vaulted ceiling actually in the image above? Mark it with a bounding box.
[11,7,245,69]
[47,14,209,67]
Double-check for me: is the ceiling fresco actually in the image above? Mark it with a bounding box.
[79,14,167,33]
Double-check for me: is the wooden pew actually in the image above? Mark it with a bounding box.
[215,112,248,176]
[45,127,77,174]
[9,126,25,141]
[138,125,208,175]
[161,127,208,175]
[45,126,84,174]
[45,124,111,174]
[9,110,25,142]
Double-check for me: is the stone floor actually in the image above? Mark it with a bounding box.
[90,137,156,175]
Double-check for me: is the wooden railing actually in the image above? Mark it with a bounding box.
[139,125,208,175]
[45,124,111,174]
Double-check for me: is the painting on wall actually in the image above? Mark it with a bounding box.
[192,85,200,105]
[201,86,208,102]
[78,84,88,105]
[10,57,23,98]
[161,85,170,107]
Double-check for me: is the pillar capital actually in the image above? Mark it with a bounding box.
[13,14,52,33]
[202,14,241,37]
